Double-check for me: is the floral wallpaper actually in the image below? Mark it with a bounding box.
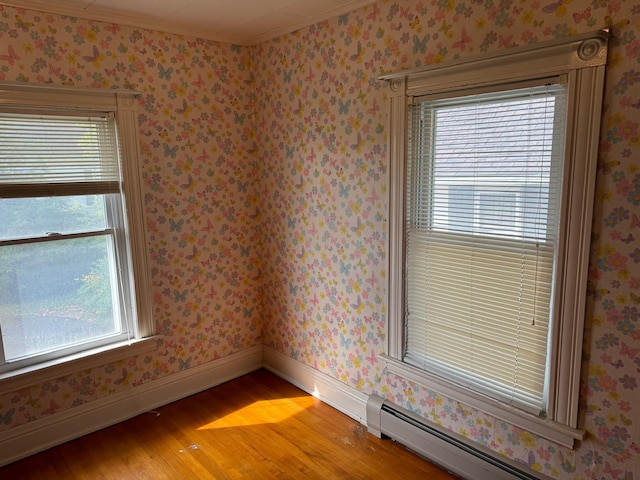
[255,0,639,479]
[0,4,261,425]
[1,0,639,478]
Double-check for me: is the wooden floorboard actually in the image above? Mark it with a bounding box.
[0,369,459,479]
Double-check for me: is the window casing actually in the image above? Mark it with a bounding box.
[382,30,608,448]
[0,82,153,381]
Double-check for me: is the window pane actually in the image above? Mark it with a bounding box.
[477,191,517,231]
[0,195,108,240]
[427,93,559,241]
[0,235,121,361]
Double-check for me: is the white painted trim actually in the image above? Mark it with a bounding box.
[549,64,606,426]
[381,354,583,449]
[0,80,137,111]
[0,346,263,467]
[263,347,368,425]
[0,80,140,98]
[386,77,407,360]
[380,29,609,94]
[0,337,157,392]
[115,92,154,339]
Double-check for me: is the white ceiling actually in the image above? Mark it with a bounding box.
[2,0,377,45]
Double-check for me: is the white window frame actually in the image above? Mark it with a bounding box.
[0,81,155,390]
[381,30,608,448]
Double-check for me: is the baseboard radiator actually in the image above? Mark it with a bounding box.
[366,395,550,480]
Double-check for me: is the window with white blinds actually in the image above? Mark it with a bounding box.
[404,84,567,413]
[0,83,153,377]
[381,31,608,445]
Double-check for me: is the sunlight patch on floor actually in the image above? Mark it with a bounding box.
[197,397,317,429]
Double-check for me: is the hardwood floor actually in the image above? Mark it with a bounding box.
[1,369,459,479]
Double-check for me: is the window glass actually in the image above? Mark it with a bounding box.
[0,195,108,240]
[427,93,559,242]
[0,235,121,361]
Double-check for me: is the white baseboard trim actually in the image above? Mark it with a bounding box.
[262,347,368,425]
[0,345,263,467]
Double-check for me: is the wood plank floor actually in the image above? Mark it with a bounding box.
[0,369,459,479]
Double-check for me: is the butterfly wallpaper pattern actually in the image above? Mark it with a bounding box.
[1,0,639,478]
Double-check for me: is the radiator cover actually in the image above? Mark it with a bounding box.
[366,395,551,480]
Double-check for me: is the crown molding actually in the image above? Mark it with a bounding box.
[1,0,378,46]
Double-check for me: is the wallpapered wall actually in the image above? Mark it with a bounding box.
[0,4,262,425]
[0,0,639,478]
[255,1,639,479]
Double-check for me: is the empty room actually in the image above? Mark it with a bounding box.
[0,0,638,478]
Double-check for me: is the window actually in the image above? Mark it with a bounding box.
[382,30,608,447]
[405,83,565,414]
[0,83,153,379]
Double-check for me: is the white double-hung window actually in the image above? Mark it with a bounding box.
[405,83,566,413]
[0,83,153,380]
[382,31,608,447]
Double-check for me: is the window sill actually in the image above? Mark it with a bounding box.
[0,336,158,392]
[380,354,583,449]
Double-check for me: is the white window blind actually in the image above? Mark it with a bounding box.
[404,83,567,413]
[0,112,120,198]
